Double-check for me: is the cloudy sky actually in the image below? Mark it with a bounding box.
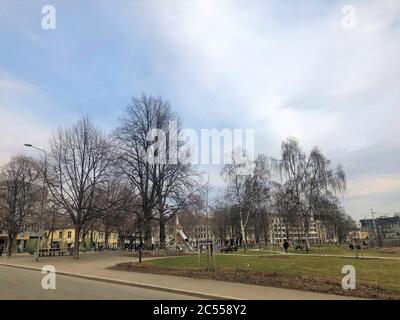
[0,0,399,220]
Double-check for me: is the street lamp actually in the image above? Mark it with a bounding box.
[24,144,46,154]
[24,143,47,262]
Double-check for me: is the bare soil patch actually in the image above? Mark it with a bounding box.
[111,262,400,300]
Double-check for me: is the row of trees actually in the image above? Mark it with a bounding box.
[214,138,355,252]
[0,95,202,258]
[0,157,44,257]
[0,93,355,258]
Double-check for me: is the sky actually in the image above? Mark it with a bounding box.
[0,0,399,220]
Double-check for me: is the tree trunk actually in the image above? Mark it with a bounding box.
[82,232,87,250]
[50,216,55,249]
[104,226,110,249]
[90,229,94,249]
[73,225,80,259]
[7,234,15,258]
[334,225,340,246]
[263,219,269,248]
[240,218,247,252]
[159,213,166,249]
[285,223,290,242]
[50,229,54,249]
[118,233,125,249]
[305,233,310,254]
[144,216,152,250]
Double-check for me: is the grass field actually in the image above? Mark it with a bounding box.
[143,253,400,293]
[234,244,400,258]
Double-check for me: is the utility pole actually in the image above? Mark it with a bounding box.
[205,173,210,270]
[371,209,378,247]
[24,144,47,262]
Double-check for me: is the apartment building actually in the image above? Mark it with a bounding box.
[360,214,400,246]
[268,216,326,245]
[43,227,119,250]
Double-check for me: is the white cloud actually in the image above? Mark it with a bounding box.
[0,75,53,165]
[104,0,400,219]
[347,175,400,198]
[1,0,398,220]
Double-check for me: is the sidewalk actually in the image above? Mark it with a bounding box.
[0,253,358,300]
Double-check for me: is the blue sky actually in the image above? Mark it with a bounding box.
[1,0,400,220]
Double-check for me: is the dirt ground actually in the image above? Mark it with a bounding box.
[111,262,400,300]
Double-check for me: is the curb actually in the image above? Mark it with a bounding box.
[0,263,236,300]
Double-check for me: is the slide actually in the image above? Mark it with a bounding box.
[177,229,194,251]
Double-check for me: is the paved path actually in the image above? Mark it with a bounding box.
[0,265,198,300]
[0,252,357,300]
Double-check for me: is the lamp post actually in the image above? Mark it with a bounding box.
[24,144,47,262]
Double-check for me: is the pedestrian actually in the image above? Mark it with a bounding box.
[0,243,3,257]
[283,239,289,253]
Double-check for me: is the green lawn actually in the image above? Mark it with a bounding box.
[233,244,400,258]
[144,253,400,292]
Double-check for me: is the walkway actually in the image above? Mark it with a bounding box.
[0,252,358,300]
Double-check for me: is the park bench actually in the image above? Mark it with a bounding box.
[38,248,68,257]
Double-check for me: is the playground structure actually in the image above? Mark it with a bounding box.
[166,214,194,251]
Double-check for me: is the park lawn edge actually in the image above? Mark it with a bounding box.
[110,261,400,300]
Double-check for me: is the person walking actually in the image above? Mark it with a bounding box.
[283,239,289,253]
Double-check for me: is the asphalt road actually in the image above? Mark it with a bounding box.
[0,265,199,300]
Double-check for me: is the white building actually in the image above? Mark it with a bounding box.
[269,216,326,245]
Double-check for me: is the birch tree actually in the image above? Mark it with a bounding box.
[222,149,270,252]
[276,137,346,253]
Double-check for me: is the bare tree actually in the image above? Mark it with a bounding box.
[114,94,200,249]
[155,166,202,249]
[41,200,68,249]
[97,177,135,249]
[0,156,42,257]
[117,213,141,251]
[222,149,270,252]
[314,194,355,245]
[45,117,113,259]
[244,154,272,247]
[114,95,168,249]
[211,196,234,246]
[274,184,299,242]
[275,137,346,252]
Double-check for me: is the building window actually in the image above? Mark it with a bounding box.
[67,231,72,239]
[59,231,62,239]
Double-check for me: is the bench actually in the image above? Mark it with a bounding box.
[39,248,68,257]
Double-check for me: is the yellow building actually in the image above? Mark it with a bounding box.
[44,227,119,250]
